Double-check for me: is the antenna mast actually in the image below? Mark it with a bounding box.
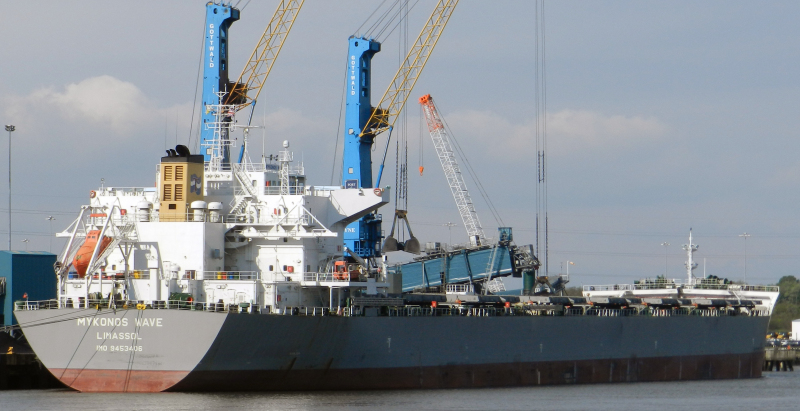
[683,229,699,283]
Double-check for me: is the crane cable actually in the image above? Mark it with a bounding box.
[188,19,208,153]
[330,60,350,185]
[356,0,421,43]
[368,1,402,39]
[534,0,549,274]
[354,0,391,36]
[375,0,422,42]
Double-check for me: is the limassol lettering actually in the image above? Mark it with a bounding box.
[96,332,142,340]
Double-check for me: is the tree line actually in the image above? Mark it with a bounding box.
[770,276,800,332]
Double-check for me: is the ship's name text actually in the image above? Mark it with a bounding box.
[77,317,163,327]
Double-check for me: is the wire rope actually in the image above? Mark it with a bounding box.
[354,0,391,36]
[331,60,350,186]
[188,19,207,153]
[376,0,421,43]
[57,307,102,383]
[364,0,400,39]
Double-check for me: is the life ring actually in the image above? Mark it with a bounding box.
[373,188,383,196]
[89,190,96,198]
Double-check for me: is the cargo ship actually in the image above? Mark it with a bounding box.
[13,1,779,392]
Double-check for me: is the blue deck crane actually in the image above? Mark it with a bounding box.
[341,0,460,259]
[341,37,383,259]
[198,1,303,165]
[200,2,239,164]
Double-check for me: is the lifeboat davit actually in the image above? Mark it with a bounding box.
[73,230,112,277]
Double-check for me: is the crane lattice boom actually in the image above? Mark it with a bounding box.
[360,0,459,138]
[419,94,484,246]
[226,0,304,112]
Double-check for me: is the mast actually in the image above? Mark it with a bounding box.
[683,229,699,283]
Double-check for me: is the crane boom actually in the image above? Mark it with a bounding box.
[360,0,459,139]
[419,94,485,246]
[226,0,304,112]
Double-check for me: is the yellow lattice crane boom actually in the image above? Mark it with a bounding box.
[360,0,459,138]
[226,0,304,111]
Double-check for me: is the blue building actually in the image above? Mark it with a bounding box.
[0,251,57,326]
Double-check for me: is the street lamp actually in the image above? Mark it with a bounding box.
[46,216,55,253]
[21,238,29,251]
[739,232,750,283]
[661,242,670,276]
[562,260,575,277]
[4,124,14,251]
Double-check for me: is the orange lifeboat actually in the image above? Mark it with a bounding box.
[73,230,112,277]
[333,261,360,281]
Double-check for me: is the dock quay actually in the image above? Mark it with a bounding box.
[763,346,798,372]
[0,331,63,390]
[0,352,64,389]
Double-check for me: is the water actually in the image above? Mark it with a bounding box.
[2,372,799,411]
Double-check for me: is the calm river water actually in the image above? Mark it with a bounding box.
[2,371,799,410]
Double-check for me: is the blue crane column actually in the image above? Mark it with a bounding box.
[342,37,383,258]
[200,3,240,163]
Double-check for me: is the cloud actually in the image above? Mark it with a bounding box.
[2,75,202,159]
[2,76,330,149]
[18,75,156,133]
[443,109,667,159]
[262,108,325,135]
[548,109,667,149]
[770,162,800,187]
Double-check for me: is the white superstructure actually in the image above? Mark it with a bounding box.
[583,230,780,313]
[52,99,392,314]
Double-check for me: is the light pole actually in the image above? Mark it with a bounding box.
[46,216,55,253]
[443,222,456,246]
[565,261,574,277]
[739,232,750,283]
[661,242,670,276]
[21,239,29,251]
[4,124,14,251]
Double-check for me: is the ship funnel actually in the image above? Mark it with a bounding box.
[175,145,191,157]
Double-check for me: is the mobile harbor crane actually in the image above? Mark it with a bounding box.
[341,0,459,259]
[200,1,303,166]
[418,94,485,247]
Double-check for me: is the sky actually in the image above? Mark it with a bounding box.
[1,0,800,288]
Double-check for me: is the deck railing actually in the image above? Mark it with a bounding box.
[584,281,779,293]
[15,299,770,319]
[302,272,354,282]
[198,271,260,280]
